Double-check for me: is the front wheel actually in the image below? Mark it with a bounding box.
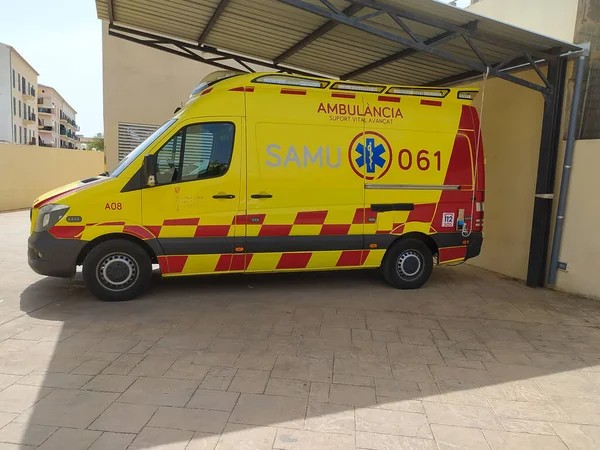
[382,238,434,289]
[83,239,152,301]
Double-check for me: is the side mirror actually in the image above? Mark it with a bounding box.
[143,154,157,187]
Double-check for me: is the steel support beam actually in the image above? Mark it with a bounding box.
[273,3,363,64]
[107,0,114,24]
[349,0,557,62]
[108,24,321,77]
[198,0,231,44]
[526,57,568,287]
[275,0,551,94]
[342,27,470,79]
[425,55,549,94]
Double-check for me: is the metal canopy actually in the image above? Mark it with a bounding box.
[96,0,582,95]
[95,0,588,288]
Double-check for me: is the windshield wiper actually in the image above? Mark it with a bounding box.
[99,171,109,176]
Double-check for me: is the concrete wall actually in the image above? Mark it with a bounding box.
[102,22,215,170]
[468,0,578,42]
[555,139,600,298]
[0,144,105,211]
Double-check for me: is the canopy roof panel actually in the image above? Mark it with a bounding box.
[96,0,582,94]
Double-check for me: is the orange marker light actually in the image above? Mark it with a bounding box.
[235,247,244,252]
[369,244,378,248]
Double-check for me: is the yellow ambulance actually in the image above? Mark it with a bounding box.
[28,71,485,301]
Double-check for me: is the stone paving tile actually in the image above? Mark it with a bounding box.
[356,430,436,449]
[118,376,199,406]
[264,378,310,398]
[328,383,375,407]
[16,372,91,389]
[355,407,429,437]
[17,388,119,428]
[88,432,136,450]
[500,418,556,435]
[129,426,193,450]
[82,374,137,393]
[432,424,491,450]
[228,369,270,394]
[187,389,240,412]
[89,402,158,433]
[37,427,101,450]
[483,429,569,449]
[274,428,355,450]
[305,402,355,435]
[229,393,306,429]
[148,406,229,433]
[423,401,502,430]
[552,422,600,449]
[0,422,57,446]
[272,355,332,382]
[0,384,52,413]
[214,423,276,450]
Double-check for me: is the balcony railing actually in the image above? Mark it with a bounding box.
[38,107,52,114]
[39,120,53,131]
[24,113,36,123]
[39,140,53,147]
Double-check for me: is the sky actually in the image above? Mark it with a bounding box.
[0,0,102,137]
[0,0,469,137]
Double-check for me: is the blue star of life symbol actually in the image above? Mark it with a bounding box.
[355,137,387,174]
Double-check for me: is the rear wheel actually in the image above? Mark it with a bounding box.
[83,239,152,301]
[382,238,433,289]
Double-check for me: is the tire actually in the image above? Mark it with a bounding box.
[382,238,434,289]
[83,239,152,301]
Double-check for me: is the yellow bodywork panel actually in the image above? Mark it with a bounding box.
[30,72,484,278]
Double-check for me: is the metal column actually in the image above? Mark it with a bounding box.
[548,55,588,285]
[526,58,567,287]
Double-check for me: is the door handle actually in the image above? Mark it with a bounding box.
[251,193,273,199]
[212,194,236,199]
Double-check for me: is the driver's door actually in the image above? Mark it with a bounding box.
[141,118,244,275]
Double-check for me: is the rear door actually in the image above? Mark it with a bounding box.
[141,118,243,275]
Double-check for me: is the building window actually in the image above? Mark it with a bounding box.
[27,105,31,119]
[13,125,16,142]
[18,100,21,118]
[12,69,15,88]
[13,97,16,115]
[21,76,25,94]
[27,81,30,95]
[19,126,22,144]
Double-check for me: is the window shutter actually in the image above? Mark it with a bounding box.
[117,122,159,161]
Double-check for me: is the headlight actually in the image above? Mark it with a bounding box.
[34,204,70,232]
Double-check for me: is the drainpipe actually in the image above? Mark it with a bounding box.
[547,52,588,286]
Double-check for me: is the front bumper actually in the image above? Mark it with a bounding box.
[28,231,85,278]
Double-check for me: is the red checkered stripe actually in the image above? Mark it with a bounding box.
[158,249,371,275]
[145,207,377,238]
[48,221,156,240]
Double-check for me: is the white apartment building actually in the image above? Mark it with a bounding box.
[37,85,80,149]
[0,43,39,145]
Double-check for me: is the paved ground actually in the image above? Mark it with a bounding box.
[1,210,600,449]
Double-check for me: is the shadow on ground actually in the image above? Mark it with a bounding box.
[6,266,600,449]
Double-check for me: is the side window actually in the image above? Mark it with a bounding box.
[153,123,235,185]
[155,131,183,185]
[180,123,234,182]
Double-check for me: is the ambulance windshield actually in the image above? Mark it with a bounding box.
[109,118,178,178]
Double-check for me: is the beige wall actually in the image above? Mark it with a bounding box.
[0,144,104,211]
[468,0,578,42]
[464,70,546,280]
[555,140,600,298]
[102,22,216,170]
